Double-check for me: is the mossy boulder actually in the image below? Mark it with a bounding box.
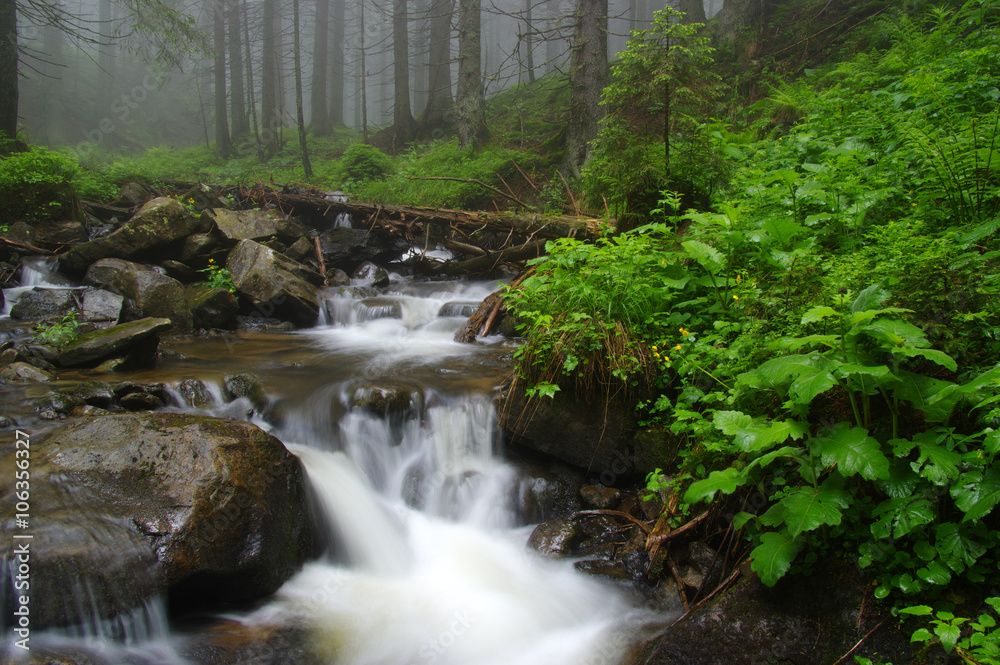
[225,239,320,328]
[57,316,171,368]
[59,197,208,274]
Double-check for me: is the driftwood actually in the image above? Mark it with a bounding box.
[0,236,52,255]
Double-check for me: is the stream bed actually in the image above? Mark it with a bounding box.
[1,266,666,665]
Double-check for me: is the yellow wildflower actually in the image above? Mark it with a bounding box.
[680,328,689,336]
[675,344,682,351]
[733,295,739,300]
[736,274,742,283]
[651,345,658,351]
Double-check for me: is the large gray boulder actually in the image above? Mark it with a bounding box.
[226,239,320,327]
[59,197,207,273]
[187,284,239,329]
[8,287,76,320]
[207,208,312,243]
[81,288,123,329]
[0,412,318,630]
[317,227,408,272]
[82,258,191,329]
[58,316,171,368]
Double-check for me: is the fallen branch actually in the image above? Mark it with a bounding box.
[313,236,328,286]
[570,509,652,535]
[0,237,52,255]
[646,511,711,546]
[831,619,888,665]
[408,176,533,211]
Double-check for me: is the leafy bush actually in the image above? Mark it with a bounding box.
[0,147,80,220]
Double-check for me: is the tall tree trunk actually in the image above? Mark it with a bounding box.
[213,0,232,157]
[328,0,345,126]
[243,2,262,150]
[421,0,453,125]
[456,0,485,149]
[97,0,114,129]
[39,20,64,144]
[390,0,416,149]
[562,0,607,177]
[292,0,313,177]
[715,0,767,46]
[524,0,535,83]
[0,0,17,139]
[412,0,430,114]
[359,0,369,142]
[261,0,279,158]
[311,0,330,136]
[678,0,707,23]
[228,0,248,138]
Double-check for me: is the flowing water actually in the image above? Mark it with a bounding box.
[2,263,661,664]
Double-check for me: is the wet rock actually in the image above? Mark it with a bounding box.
[0,412,317,629]
[284,236,313,262]
[625,568,919,665]
[82,258,192,328]
[60,197,208,274]
[224,372,268,410]
[181,233,220,263]
[161,259,201,283]
[327,268,351,286]
[507,454,583,523]
[574,559,632,581]
[58,317,171,368]
[438,301,479,318]
[580,484,622,509]
[33,391,85,417]
[81,289,123,329]
[685,541,725,591]
[500,383,637,478]
[72,380,115,408]
[30,219,88,245]
[187,284,239,329]
[352,261,390,287]
[527,519,581,557]
[234,315,297,333]
[111,181,154,208]
[317,227,408,273]
[177,379,217,409]
[119,391,163,411]
[8,287,75,320]
[356,297,402,321]
[180,619,324,665]
[183,183,227,212]
[207,208,311,243]
[0,361,55,382]
[83,257,158,288]
[350,385,416,415]
[226,239,321,328]
[113,381,169,403]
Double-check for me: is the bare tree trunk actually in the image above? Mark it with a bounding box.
[328,0,345,126]
[456,0,485,149]
[97,0,114,129]
[213,0,232,157]
[261,0,279,157]
[524,0,536,83]
[243,2,262,149]
[715,0,768,46]
[311,0,330,135]
[390,0,416,149]
[228,0,249,138]
[562,0,607,178]
[292,0,313,177]
[421,0,454,125]
[360,0,369,142]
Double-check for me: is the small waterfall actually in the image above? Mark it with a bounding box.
[1,257,79,318]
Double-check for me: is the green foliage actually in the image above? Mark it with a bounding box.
[901,598,1000,663]
[0,147,79,219]
[199,258,235,293]
[34,311,80,347]
[339,143,394,182]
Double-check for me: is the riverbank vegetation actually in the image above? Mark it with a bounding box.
[507,0,1000,657]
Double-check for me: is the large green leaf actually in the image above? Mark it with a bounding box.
[681,239,724,274]
[767,484,847,538]
[815,423,890,480]
[896,371,962,423]
[801,306,840,324]
[750,531,802,587]
[861,318,931,348]
[759,217,807,248]
[951,465,1000,522]
[714,412,810,453]
[851,284,890,314]
[912,430,962,483]
[890,347,958,372]
[935,522,986,572]
[871,496,935,539]
[684,467,746,504]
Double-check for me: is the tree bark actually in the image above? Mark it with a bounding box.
[421,0,454,125]
[390,0,416,149]
[292,0,312,177]
[243,1,262,149]
[715,0,768,46]
[678,0,707,23]
[311,0,330,136]
[228,0,248,138]
[328,0,345,126]
[524,0,536,83]
[261,0,279,158]
[562,0,608,178]
[456,0,485,149]
[97,0,114,131]
[213,0,232,157]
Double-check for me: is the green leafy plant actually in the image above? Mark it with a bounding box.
[901,598,1000,663]
[35,311,80,347]
[199,258,236,293]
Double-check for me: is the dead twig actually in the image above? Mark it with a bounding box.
[831,619,888,665]
[571,509,652,535]
[2,237,52,255]
[557,170,580,216]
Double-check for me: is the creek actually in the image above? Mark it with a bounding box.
[1,260,662,665]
